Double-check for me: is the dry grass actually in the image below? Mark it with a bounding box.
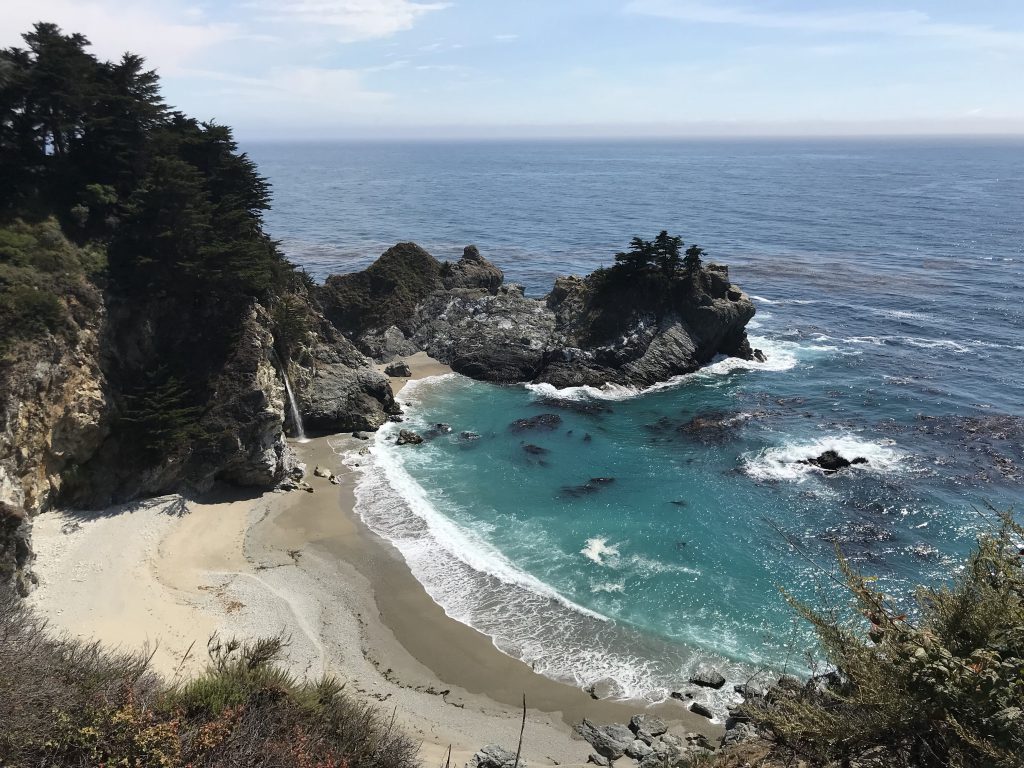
[0,591,420,768]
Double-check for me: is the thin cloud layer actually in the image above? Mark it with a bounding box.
[249,0,450,42]
[626,0,1024,51]
[2,0,1022,138]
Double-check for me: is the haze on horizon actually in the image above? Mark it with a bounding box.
[4,0,1024,141]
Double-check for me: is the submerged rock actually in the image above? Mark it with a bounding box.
[522,443,550,456]
[509,414,562,432]
[560,477,615,498]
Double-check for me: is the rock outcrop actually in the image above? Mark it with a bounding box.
[0,503,34,596]
[0,279,109,514]
[0,268,397,592]
[319,244,758,388]
[800,450,869,473]
[287,318,399,434]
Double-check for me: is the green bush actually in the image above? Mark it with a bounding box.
[742,512,1024,767]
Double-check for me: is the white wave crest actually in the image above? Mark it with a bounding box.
[347,434,717,702]
[351,430,606,621]
[844,335,971,354]
[581,537,621,566]
[742,435,904,483]
[525,336,801,403]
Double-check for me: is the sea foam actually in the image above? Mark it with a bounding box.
[742,435,904,483]
[524,335,801,403]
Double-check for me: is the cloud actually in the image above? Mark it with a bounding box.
[1,0,242,73]
[494,33,519,41]
[249,0,450,42]
[625,0,1024,51]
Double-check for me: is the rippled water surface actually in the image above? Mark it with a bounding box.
[248,139,1024,712]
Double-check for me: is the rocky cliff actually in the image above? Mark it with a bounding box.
[319,244,758,388]
[0,231,397,594]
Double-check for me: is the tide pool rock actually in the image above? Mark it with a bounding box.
[689,702,714,719]
[396,429,423,445]
[574,720,635,760]
[629,714,668,743]
[689,666,726,689]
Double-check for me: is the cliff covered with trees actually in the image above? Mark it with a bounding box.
[0,24,397,591]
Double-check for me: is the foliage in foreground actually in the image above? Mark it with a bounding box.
[739,513,1024,768]
[0,592,419,768]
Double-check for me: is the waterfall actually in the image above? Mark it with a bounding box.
[282,372,308,442]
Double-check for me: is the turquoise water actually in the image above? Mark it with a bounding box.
[247,139,1024,714]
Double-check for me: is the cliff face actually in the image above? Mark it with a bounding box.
[319,245,758,388]
[0,247,398,594]
[0,282,109,514]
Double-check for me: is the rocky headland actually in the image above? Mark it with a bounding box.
[318,243,759,388]
[0,234,756,594]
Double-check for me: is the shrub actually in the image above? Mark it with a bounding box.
[742,512,1024,767]
[0,592,421,768]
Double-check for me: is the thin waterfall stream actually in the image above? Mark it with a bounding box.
[282,372,308,442]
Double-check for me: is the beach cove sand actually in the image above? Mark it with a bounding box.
[27,353,719,766]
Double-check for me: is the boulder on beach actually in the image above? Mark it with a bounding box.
[574,719,635,760]
[689,666,726,689]
[629,714,668,744]
[384,360,412,377]
[466,744,524,768]
[689,702,714,719]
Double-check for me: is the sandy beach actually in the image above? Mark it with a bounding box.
[28,354,719,766]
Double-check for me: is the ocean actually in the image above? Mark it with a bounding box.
[246,138,1024,714]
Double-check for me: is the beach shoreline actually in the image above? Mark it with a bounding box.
[27,354,720,766]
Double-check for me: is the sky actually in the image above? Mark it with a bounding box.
[4,0,1024,140]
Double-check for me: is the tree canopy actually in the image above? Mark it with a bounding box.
[0,22,298,479]
[0,23,291,304]
[612,230,699,279]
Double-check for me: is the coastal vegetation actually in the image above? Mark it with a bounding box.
[2,19,1021,768]
[1,22,320,505]
[0,589,419,768]
[736,512,1024,767]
